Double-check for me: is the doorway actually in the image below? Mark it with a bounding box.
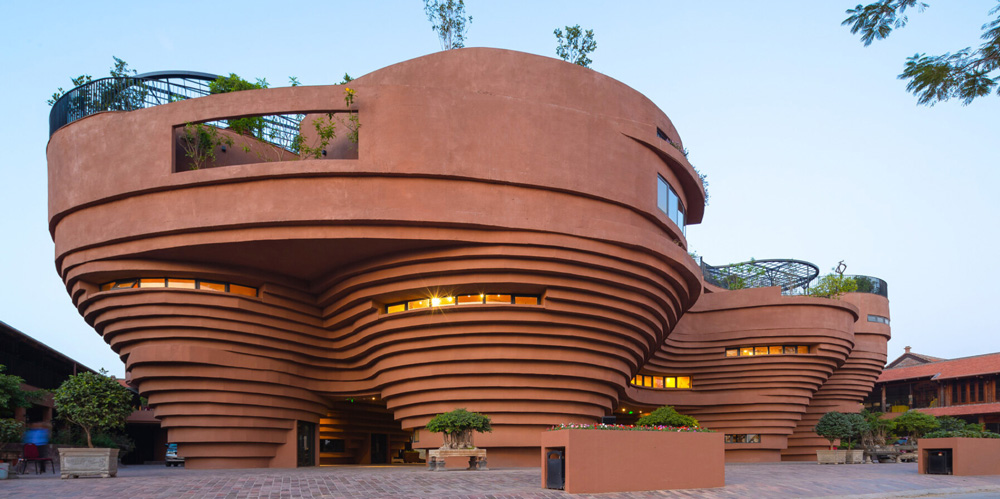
[370,433,388,464]
[297,421,316,467]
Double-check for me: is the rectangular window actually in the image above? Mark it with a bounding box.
[747,434,761,443]
[229,284,257,297]
[485,294,512,304]
[675,204,685,229]
[457,294,482,305]
[431,296,455,307]
[387,303,406,314]
[677,376,691,389]
[408,299,430,310]
[198,281,226,292]
[112,280,138,289]
[754,346,768,356]
[642,376,652,388]
[797,346,809,354]
[664,377,676,388]
[667,187,679,225]
[725,434,735,444]
[657,176,668,213]
[167,278,196,289]
[514,295,539,305]
[100,282,113,291]
[139,278,165,288]
[740,347,754,356]
[769,346,783,355]
[725,348,738,357]
[784,346,797,355]
[653,377,664,389]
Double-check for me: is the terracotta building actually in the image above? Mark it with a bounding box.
[864,348,1000,432]
[46,48,889,468]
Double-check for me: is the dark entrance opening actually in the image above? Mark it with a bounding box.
[297,421,316,467]
[371,433,388,464]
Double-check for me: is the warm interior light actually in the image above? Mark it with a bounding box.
[431,297,441,306]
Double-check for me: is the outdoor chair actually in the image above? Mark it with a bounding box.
[20,443,54,474]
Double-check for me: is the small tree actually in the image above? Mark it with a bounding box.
[808,273,858,298]
[424,0,472,50]
[841,412,867,449]
[815,411,853,449]
[890,410,940,443]
[860,409,892,448]
[554,25,597,67]
[0,418,25,444]
[425,408,492,449]
[53,370,133,448]
[634,405,699,427]
[0,365,34,418]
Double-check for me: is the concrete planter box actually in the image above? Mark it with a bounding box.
[845,449,864,464]
[918,438,1000,476]
[541,430,724,494]
[816,449,846,464]
[59,447,119,478]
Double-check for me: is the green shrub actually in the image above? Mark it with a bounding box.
[808,273,858,299]
[425,408,492,434]
[634,406,699,427]
[890,410,940,441]
[0,418,25,444]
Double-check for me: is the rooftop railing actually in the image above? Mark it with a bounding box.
[845,274,888,298]
[48,71,303,151]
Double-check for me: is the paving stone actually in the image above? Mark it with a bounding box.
[3,462,1000,498]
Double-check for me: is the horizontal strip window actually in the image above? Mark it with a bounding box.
[629,375,692,390]
[725,345,809,357]
[100,278,257,297]
[657,175,686,234]
[386,294,540,314]
[725,434,761,444]
[867,314,890,325]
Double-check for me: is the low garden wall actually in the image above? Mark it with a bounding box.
[918,437,1000,476]
[540,426,724,494]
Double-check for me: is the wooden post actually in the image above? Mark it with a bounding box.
[881,384,887,412]
[908,383,913,408]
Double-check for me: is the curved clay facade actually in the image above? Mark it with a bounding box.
[47,48,887,468]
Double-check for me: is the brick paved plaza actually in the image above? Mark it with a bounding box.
[4,462,1000,498]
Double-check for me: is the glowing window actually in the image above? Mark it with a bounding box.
[112,280,138,289]
[642,376,652,388]
[514,295,539,305]
[432,296,455,307]
[139,278,166,288]
[784,346,797,354]
[653,377,664,388]
[798,346,809,354]
[229,284,257,297]
[769,346,783,355]
[677,376,691,389]
[664,377,676,388]
[457,294,482,305]
[199,281,226,292]
[100,282,113,291]
[387,303,406,314]
[168,279,196,289]
[408,299,430,310]
[740,347,754,356]
[754,346,768,355]
[485,294,511,304]
[725,349,738,357]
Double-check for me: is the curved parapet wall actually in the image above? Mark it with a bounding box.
[625,287,859,462]
[47,49,706,468]
[784,287,890,460]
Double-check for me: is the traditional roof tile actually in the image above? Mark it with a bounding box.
[878,352,1000,383]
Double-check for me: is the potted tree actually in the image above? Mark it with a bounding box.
[53,370,133,478]
[425,408,492,449]
[815,411,852,464]
[841,413,867,464]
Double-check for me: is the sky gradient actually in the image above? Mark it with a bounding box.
[1,1,997,376]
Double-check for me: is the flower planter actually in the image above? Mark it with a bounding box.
[918,437,1000,476]
[59,447,119,478]
[540,429,724,494]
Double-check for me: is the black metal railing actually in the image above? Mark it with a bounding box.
[845,274,888,298]
[48,71,304,152]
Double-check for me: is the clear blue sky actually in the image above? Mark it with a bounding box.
[1,1,997,376]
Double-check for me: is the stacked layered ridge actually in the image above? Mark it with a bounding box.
[47,49,706,468]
